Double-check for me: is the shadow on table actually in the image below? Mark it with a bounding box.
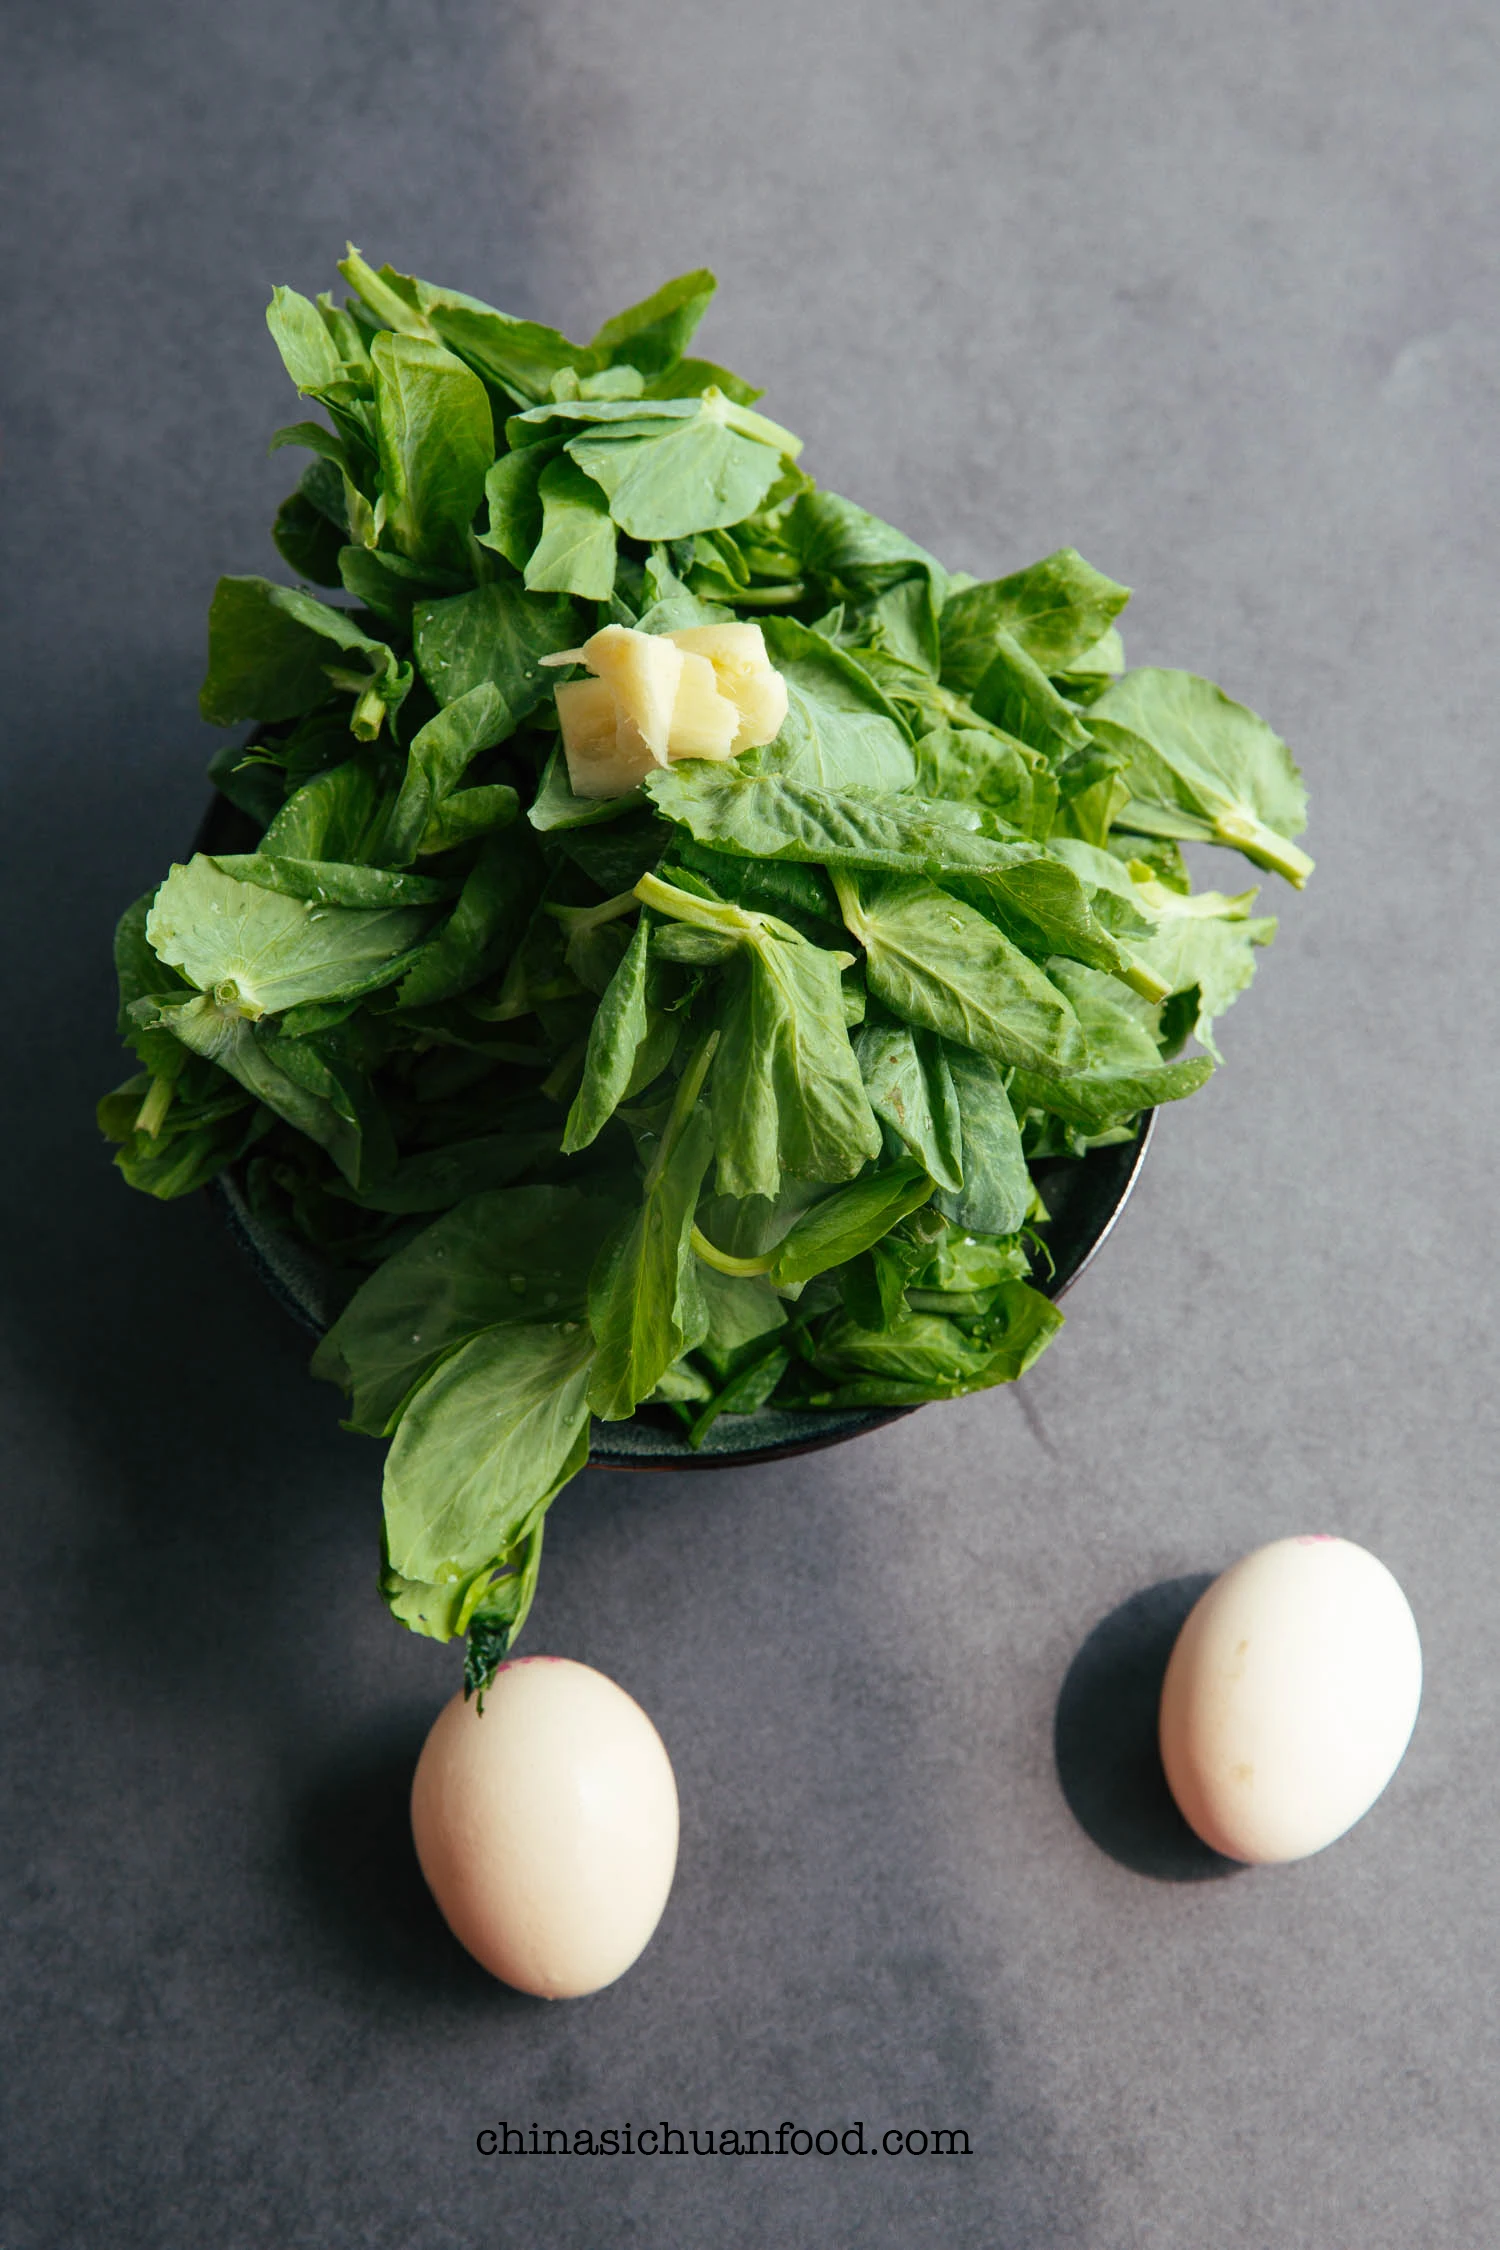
[290,1711,551,2012]
[1054,1574,1244,1882]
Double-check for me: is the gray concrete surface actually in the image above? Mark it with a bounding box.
[3,1,1497,2242]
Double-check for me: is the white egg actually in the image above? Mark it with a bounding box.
[1158,1535,1422,1864]
[410,1657,679,1997]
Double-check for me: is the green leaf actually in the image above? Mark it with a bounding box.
[644,764,1043,882]
[138,994,372,1183]
[636,874,880,1200]
[417,785,519,855]
[695,1263,786,1367]
[200,577,410,734]
[337,543,466,628]
[834,869,1087,1078]
[913,725,1051,836]
[940,550,1130,689]
[479,444,552,569]
[266,284,349,395]
[524,455,618,599]
[943,853,1166,998]
[789,489,949,618]
[413,580,582,729]
[1127,902,1276,1062]
[563,911,650,1152]
[113,892,197,1073]
[812,1280,1064,1404]
[969,633,1092,759]
[1010,964,1214,1129]
[587,1044,717,1418]
[587,268,716,375]
[385,683,508,863]
[211,854,452,911]
[145,857,432,1017]
[754,618,916,790]
[259,757,386,864]
[565,393,789,541]
[855,1020,963,1193]
[369,330,494,572]
[931,1045,1031,1237]
[643,357,763,408]
[765,1160,934,1287]
[272,486,345,587]
[411,284,582,405]
[396,826,546,1010]
[327,1130,562,1215]
[688,1344,791,1448]
[1091,668,1314,887]
[313,1185,614,1435]
[382,1319,593,1582]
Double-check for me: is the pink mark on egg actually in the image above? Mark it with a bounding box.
[1296,1534,1337,1545]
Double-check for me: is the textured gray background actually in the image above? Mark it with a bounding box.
[4,1,1497,2243]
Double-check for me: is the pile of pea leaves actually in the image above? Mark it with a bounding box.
[101,248,1312,1692]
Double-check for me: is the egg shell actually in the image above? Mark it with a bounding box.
[1158,1535,1422,1865]
[410,1657,679,1998]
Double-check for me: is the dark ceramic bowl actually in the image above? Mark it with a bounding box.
[194,794,1155,1469]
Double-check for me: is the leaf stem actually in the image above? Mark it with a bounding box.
[134,1075,174,1138]
[544,889,641,935]
[689,1225,775,1278]
[644,1027,719,1193]
[1211,811,1315,889]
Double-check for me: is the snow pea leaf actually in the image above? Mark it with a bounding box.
[566,394,790,541]
[645,764,1042,880]
[940,550,1130,689]
[709,931,882,1198]
[137,994,372,1182]
[643,357,763,407]
[913,725,1050,836]
[563,911,651,1152]
[413,580,582,726]
[258,757,387,864]
[382,1319,594,1582]
[765,1159,934,1288]
[855,1020,963,1193]
[313,1184,615,1435]
[969,632,1092,759]
[524,455,618,599]
[479,444,553,569]
[687,1344,791,1448]
[635,874,880,1200]
[385,683,509,864]
[370,331,494,572]
[211,854,452,911]
[588,1056,716,1419]
[788,489,949,620]
[834,869,1087,1078]
[337,544,466,629]
[931,1045,1031,1238]
[1009,964,1213,1129]
[395,826,545,1010]
[753,618,916,788]
[1092,668,1313,887]
[272,478,345,587]
[145,856,432,1018]
[338,246,578,407]
[587,268,717,376]
[200,577,411,737]
[811,1280,1063,1405]
[695,1264,786,1369]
